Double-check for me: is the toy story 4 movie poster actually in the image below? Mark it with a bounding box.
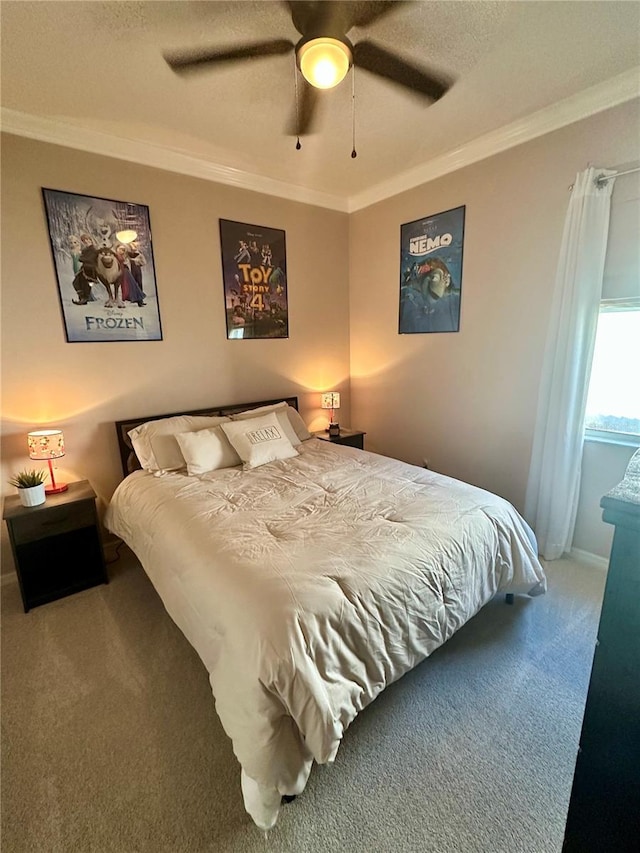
[219,219,288,340]
[399,205,465,334]
[42,188,163,343]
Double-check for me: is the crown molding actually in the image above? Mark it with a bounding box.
[0,108,349,213]
[347,67,640,212]
[2,66,638,214]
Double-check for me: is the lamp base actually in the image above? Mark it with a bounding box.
[328,423,341,437]
[44,458,67,494]
[45,483,68,495]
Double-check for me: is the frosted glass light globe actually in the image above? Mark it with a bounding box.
[298,38,351,89]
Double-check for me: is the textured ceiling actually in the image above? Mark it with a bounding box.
[1,1,639,201]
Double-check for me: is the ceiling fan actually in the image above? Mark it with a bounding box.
[163,1,452,138]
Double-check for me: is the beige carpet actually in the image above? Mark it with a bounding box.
[1,548,605,852]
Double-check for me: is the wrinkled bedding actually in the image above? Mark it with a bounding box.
[105,438,546,828]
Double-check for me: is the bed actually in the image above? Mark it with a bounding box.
[105,397,547,830]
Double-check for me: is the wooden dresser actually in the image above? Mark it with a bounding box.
[562,448,640,851]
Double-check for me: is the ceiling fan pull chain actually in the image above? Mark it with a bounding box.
[294,56,302,151]
[351,64,357,159]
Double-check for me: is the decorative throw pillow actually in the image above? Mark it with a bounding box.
[128,415,230,472]
[176,425,241,475]
[231,402,311,444]
[220,412,299,469]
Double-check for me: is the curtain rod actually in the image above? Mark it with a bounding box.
[568,166,640,190]
[596,166,640,186]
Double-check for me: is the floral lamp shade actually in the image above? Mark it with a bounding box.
[28,429,65,460]
[27,429,67,493]
[321,392,340,414]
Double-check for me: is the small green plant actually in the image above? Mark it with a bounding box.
[8,469,47,489]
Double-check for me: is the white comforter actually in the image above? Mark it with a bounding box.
[105,438,546,828]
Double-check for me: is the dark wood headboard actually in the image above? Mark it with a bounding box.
[115,397,299,478]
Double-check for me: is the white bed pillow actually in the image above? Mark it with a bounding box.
[176,425,241,475]
[231,402,311,444]
[282,406,312,442]
[220,412,299,469]
[232,401,288,417]
[128,415,230,472]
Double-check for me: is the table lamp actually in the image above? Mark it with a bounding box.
[27,429,68,494]
[321,392,341,436]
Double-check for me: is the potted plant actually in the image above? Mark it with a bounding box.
[8,469,47,507]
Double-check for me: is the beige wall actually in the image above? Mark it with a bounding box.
[1,134,350,572]
[349,100,639,551]
[2,100,638,576]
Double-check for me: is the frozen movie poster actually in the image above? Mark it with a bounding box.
[399,205,466,334]
[219,219,288,340]
[42,188,163,342]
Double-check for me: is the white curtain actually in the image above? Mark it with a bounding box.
[525,167,616,560]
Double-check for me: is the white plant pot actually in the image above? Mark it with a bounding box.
[18,483,46,507]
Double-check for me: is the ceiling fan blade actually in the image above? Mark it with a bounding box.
[344,1,407,30]
[287,81,321,136]
[353,40,451,101]
[164,39,294,73]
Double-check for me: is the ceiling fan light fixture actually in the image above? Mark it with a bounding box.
[298,38,352,89]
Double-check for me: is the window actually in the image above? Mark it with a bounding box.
[584,301,640,440]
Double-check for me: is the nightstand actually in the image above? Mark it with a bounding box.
[3,480,108,612]
[312,429,366,450]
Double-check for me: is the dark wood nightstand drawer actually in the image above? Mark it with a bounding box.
[9,500,96,545]
[333,432,365,449]
[312,429,366,450]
